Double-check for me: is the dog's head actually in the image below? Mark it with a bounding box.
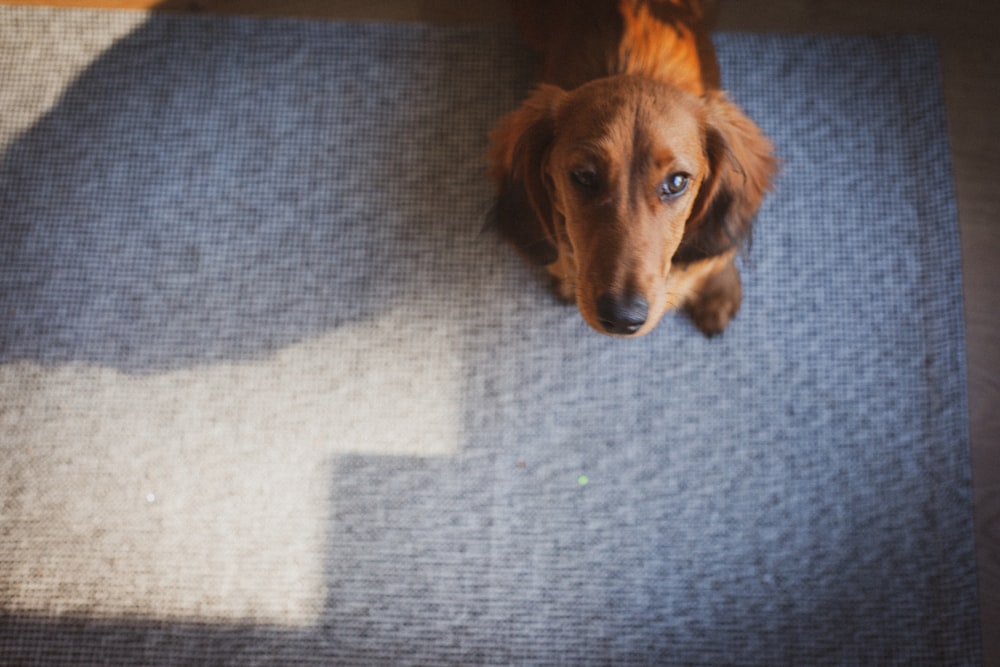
[489,75,776,336]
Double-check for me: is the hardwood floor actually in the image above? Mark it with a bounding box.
[3,0,997,662]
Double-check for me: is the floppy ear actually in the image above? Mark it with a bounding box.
[487,85,566,265]
[675,91,777,264]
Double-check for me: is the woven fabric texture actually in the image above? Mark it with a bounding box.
[0,7,981,665]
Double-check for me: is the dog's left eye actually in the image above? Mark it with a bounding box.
[659,173,689,201]
[571,168,600,192]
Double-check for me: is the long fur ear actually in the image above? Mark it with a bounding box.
[674,91,778,264]
[487,85,566,265]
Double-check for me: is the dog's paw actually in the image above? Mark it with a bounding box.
[686,291,740,336]
[684,263,742,337]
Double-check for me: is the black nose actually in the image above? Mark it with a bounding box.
[595,292,649,335]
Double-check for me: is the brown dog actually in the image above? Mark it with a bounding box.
[488,0,777,337]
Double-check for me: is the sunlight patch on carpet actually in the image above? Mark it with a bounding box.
[0,309,461,624]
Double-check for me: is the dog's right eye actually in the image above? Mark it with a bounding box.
[570,168,599,192]
[659,173,690,201]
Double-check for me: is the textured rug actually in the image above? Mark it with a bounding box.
[0,6,981,665]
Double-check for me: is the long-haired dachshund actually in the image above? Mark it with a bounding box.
[489,0,777,337]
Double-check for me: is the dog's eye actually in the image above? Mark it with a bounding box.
[571,168,599,192]
[659,173,689,201]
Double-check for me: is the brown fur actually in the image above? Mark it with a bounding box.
[489,0,777,337]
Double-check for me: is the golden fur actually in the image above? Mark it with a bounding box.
[489,0,777,336]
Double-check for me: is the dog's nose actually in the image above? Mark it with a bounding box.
[595,292,648,335]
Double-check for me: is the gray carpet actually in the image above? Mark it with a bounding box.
[0,6,982,665]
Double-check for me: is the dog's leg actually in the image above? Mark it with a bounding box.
[545,249,577,303]
[683,259,742,336]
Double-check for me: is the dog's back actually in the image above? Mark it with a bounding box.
[510,0,720,94]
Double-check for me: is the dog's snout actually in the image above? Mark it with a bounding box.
[596,292,649,335]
